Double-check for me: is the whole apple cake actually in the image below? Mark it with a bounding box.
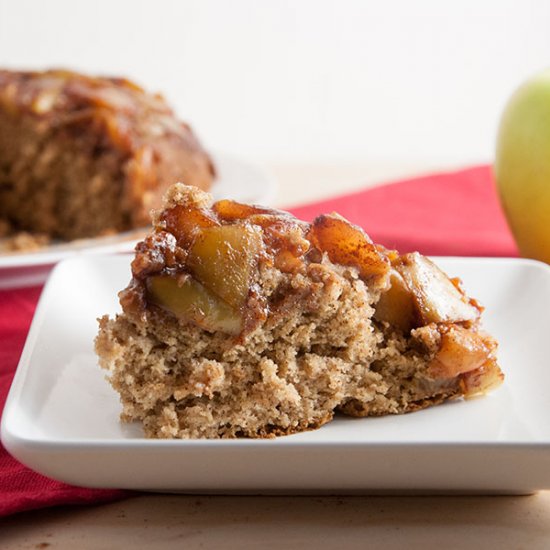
[0,69,215,250]
[95,184,503,439]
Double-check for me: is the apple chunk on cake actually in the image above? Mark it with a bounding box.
[95,184,503,438]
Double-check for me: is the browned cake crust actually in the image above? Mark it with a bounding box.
[96,184,504,439]
[0,69,215,247]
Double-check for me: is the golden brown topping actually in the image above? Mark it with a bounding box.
[66,81,138,113]
[428,325,496,378]
[131,231,179,278]
[427,325,495,379]
[410,322,502,395]
[124,185,488,345]
[160,204,220,248]
[395,253,480,325]
[460,358,504,396]
[256,217,309,273]
[118,279,147,320]
[31,86,62,114]
[308,214,390,285]
[213,200,310,273]
[146,275,242,335]
[374,269,416,332]
[0,69,164,119]
[161,182,213,211]
[187,224,264,310]
[213,199,283,221]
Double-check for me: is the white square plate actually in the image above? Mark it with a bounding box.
[2,255,550,494]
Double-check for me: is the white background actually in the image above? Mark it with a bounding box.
[1,0,550,166]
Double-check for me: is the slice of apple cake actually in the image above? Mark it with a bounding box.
[95,184,503,438]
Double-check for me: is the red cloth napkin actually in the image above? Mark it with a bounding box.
[287,165,518,257]
[0,287,130,517]
[0,164,517,517]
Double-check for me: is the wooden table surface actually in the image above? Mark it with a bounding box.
[2,162,549,550]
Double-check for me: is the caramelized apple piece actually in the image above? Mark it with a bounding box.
[160,204,219,247]
[212,200,311,273]
[427,326,495,379]
[308,214,390,284]
[374,269,416,332]
[213,199,282,222]
[396,253,480,325]
[147,275,241,335]
[187,224,263,309]
[461,357,504,396]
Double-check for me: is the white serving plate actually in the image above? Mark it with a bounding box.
[0,152,276,289]
[2,255,550,495]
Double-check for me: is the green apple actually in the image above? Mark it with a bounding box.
[495,68,550,264]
